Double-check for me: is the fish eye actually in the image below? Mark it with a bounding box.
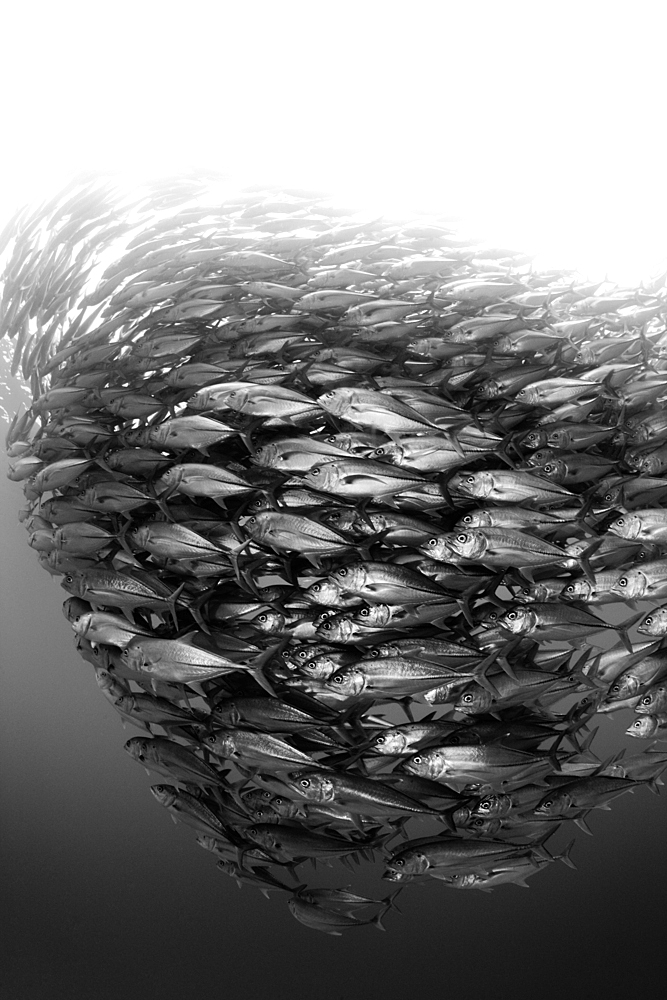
[413,756,422,764]
[619,577,628,587]
[258,614,267,622]
[507,611,518,620]
[466,476,475,484]
[299,779,310,788]
[427,538,438,547]
[542,799,553,808]
[565,584,576,594]
[456,533,467,543]
[359,607,370,617]
[310,467,320,476]
[332,674,344,683]
[376,735,386,744]
[394,859,404,867]
[321,622,332,631]
[616,518,625,526]
[642,695,652,706]
[472,819,485,828]
[64,574,74,584]
[462,515,473,524]
[206,735,217,744]
[633,721,643,729]
[338,568,347,577]
[544,464,555,473]
[462,693,474,703]
[644,617,653,626]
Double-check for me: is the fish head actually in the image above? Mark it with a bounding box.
[454,471,490,499]
[237,514,266,540]
[637,609,667,636]
[300,657,335,680]
[626,449,659,474]
[469,817,501,837]
[386,850,429,876]
[560,579,593,602]
[370,443,401,465]
[606,674,639,703]
[636,686,667,713]
[93,667,118,694]
[315,616,355,643]
[607,513,641,540]
[322,509,359,533]
[499,606,535,635]
[520,427,547,449]
[626,716,657,738]
[124,737,149,762]
[417,535,454,562]
[370,730,409,755]
[222,387,252,412]
[457,510,493,528]
[611,569,646,600]
[455,687,493,714]
[545,427,570,449]
[330,563,365,591]
[354,603,392,626]
[121,642,147,672]
[302,462,337,491]
[288,770,335,803]
[245,825,275,850]
[326,667,365,697]
[515,384,540,405]
[150,784,177,807]
[60,570,85,596]
[449,530,485,560]
[404,749,443,780]
[70,611,93,637]
[317,388,350,417]
[203,731,234,756]
[303,579,344,605]
[250,610,285,634]
[474,795,504,818]
[534,791,568,817]
[540,460,566,482]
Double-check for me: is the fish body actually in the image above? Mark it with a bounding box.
[404,744,556,784]
[150,784,225,836]
[450,470,575,505]
[288,769,439,815]
[204,729,318,770]
[125,736,220,785]
[328,561,449,604]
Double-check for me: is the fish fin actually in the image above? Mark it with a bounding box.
[574,814,593,834]
[557,839,577,867]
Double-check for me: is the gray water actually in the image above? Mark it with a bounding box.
[1,366,665,1000]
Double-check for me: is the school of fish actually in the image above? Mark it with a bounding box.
[3,173,667,934]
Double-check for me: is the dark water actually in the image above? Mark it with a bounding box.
[1,379,666,998]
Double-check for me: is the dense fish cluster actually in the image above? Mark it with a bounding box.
[3,175,667,933]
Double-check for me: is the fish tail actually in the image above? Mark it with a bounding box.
[381,887,404,913]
